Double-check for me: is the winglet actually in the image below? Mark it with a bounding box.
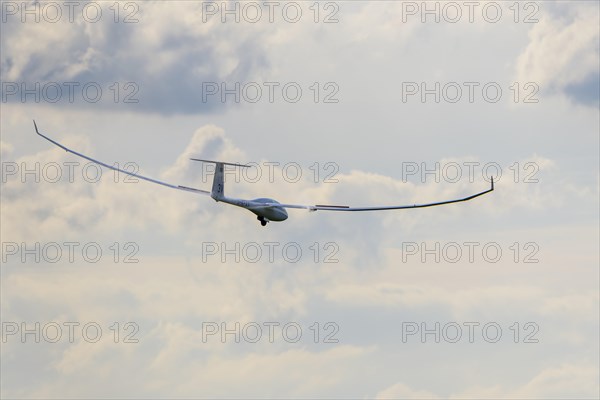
[33,120,70,153]
[491,176,494,191]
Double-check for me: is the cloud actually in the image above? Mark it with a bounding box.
[376,363,599,399]
[2,3,599,396]
[1,140,14,158]
[1,2,270,114]
[453,363,599,399]
[377,382,440,399]
[511,363,599,399]
[3,123,597,398]
[515,3,599,106]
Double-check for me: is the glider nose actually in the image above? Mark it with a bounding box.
[274,206,288,221]
[273,207,288,221]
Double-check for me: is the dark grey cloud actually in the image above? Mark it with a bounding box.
[1,2,270,115]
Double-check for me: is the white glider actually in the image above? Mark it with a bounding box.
[34,121,494,226]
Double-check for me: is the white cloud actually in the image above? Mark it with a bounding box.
[377,382,441,399]
[515,4,599,105]
[453,363,599,399]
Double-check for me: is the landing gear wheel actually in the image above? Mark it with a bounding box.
[258,216,268,226]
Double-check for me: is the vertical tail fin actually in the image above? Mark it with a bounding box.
[212,162,225,200]
[189,159,251,201]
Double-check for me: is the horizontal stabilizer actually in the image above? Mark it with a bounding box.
[190,158,251,168]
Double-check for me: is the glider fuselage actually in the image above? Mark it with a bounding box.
[216,196,289,222]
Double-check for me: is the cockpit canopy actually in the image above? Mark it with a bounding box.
[252,198,279,204]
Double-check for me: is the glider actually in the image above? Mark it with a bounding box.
[34,121,494,226]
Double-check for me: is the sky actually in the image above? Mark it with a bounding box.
[1,1,599,398]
